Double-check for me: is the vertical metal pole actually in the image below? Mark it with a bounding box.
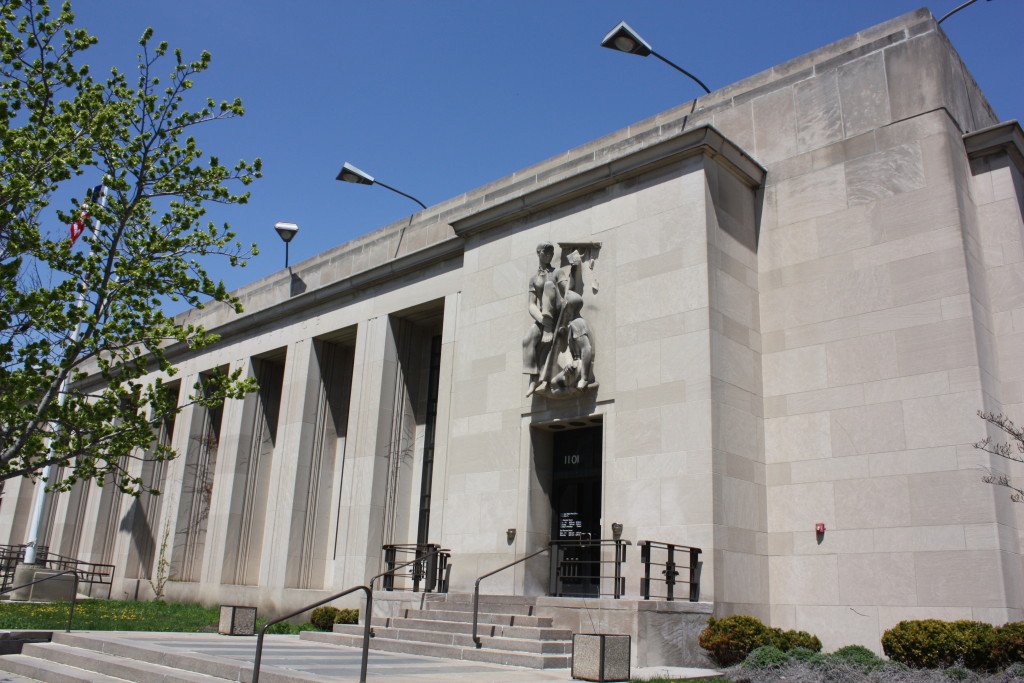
[666,544,676,601]
[66,573,79,632]
[472,578,483,648]
[613,541,622,599]
[359,587,372,683]
[640,542,651,600]
[24,185,108,566]
[383,546,395,591]
[549,543,561,597]
[689,548,701,602]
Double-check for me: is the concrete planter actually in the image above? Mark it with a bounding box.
[572,633,630,682]
[218,605,257,636]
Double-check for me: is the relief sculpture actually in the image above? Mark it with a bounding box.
[523,241,599,399]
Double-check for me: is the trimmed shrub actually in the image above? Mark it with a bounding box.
[310,606,342,631]
[950,620,997,671]
[882,620,961,669]
[741,645,789,670]
[882,619,1002,672]
[769,628,822,653]
[698,615,773,667]
[699,615,825,667]
[336,608,359,625]
[996,621,1024,665]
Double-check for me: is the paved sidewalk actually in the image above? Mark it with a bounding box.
[115,631,722,681]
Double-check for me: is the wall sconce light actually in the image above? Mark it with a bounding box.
[611,522,623,540]
[507,528,517,544]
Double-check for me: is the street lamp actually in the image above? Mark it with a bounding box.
[274,221,298,269]
[600,21,711,94]
[336,162,427,210]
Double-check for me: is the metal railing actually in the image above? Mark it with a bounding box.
[472,545,551,648]
[380,543,450,593]
[0,544,113,597]
[549,538,630,599]
[252,584,372,683]
[251,546,446,683]
[638,540,702,602]
[0,570,80,632]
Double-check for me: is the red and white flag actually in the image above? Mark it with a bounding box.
[69,185,104,245]
[69,203,89,244]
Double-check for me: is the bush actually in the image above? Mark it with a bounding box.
[882,620,959,669]
[699,615,773,667]
[309,606,359,631]
[741,645,789,670]
[310,606,342,631]
[336,608,359,625]
[829,644,883,671]
[769,628,822,653]
[882,619,1002,672]
[265,621,298,634]
[996,622,1024,665]
[950,620,997,671]
[699,615,825,667]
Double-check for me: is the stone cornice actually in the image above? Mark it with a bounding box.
[450,124,765,238]
[167,236,464,359]
[963,120,1024,174]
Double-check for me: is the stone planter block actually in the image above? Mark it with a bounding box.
[218,605,257,636]
[572,633,630,682]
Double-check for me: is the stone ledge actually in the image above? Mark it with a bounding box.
[963,119,1024,174]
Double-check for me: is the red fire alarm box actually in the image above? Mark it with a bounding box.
[815,523,825,533]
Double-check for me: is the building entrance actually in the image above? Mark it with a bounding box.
[551,426,601,597]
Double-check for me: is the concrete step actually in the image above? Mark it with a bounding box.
[0,652,127,682]
[421,597,538,616]
[371,615,572,640]
[332,623,571,654]
[398,607,553,627]
[52,632,255,681]
[20,640,227,682]
[301,630,570,669]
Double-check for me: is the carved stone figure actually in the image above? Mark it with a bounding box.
[523,242,599,399]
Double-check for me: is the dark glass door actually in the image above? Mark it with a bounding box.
[551,427,601,596]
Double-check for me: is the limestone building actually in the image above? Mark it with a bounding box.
[3,7,1023,661]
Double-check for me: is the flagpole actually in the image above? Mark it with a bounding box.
[23,185,108,565]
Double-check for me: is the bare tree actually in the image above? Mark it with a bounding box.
[975,411,1024,502]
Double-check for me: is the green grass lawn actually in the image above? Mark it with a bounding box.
[0,599,317,633]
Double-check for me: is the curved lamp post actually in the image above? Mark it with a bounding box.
[336,162,427,210]
[274,221,298,269]
[600,21,711,94]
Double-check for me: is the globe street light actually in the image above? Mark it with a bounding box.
[601,21,711,94]
[274,221,298,269]
[336,162,427,210]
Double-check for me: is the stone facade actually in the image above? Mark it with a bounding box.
[3,8,1023,657]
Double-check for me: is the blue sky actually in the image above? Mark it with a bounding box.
[65,1,1024,309]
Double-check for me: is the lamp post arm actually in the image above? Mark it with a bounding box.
[651,50,711,94]
[375,180,427,210]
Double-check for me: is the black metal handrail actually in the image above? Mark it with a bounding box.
[0,545,47,591]
[252,584,372,683]
[639,540,702,602]
[380,543,451,593]
[0,569,80,632]
[371,546,448,589]
[472,545,551,648]
[252,546,448,683]
[549,538,631,599]
[0,544,113,596]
